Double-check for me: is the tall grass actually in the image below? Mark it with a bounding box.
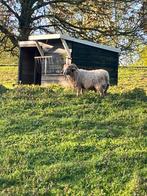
[0,66,146,195]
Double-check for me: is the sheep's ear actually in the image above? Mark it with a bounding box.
[71,67,76,72]
[71,64,77,71]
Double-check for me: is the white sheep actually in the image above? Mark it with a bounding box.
[63,63,110,96]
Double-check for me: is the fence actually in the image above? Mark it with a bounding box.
[34,56,63,75]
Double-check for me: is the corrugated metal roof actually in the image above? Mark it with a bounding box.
[28,33,120,53]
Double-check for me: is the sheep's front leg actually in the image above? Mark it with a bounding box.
[76,88,80,96]
[76,87,82,96]
[80,88,83,95]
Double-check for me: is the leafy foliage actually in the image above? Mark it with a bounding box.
[53,0,146,51]
[0,51,18,64]
[0,66,147,195]
[0,0,146,55]
[132,46,147,67]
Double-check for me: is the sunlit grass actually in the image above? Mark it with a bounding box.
[0,65,18,88]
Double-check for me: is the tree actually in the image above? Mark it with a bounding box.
[0,0,84,53]
[53,0,146,65]
[0,0,146,60]
[52,1,146,53]
[142,1,147,33]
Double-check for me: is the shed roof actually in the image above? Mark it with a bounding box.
[28,33,120,53]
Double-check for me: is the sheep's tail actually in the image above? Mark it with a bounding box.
[104,83,109,94]
[104,71,110,95]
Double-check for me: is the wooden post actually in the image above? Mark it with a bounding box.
[35,41,44,56]
[61,39,72,65]
[45,57,47,75]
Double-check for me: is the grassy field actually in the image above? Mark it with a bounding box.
[0,66,18,88]
[0,66,147,195]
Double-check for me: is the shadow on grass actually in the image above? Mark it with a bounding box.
[65,87,147,109]
[109,87,146,102]
[0,85,8,95]
[0,177,19,189]
[53,88,147,138]
[2,87,146,138]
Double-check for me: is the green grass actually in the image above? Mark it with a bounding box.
[0,65,18,88]
[0,66,147,195]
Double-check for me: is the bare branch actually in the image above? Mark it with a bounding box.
[0,0,20,19]
[0,24,18,46]
[33,0,85,11]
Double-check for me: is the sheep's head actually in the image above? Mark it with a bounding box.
[63,64,78,76]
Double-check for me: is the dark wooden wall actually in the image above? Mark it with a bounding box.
[18,47,40,84]
[69,42,119,85]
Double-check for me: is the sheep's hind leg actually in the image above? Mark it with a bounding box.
[104,84,109,96]
[100,88,105,97]
[95,85,104,97]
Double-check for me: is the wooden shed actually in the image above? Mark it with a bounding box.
[18,34,120,86]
